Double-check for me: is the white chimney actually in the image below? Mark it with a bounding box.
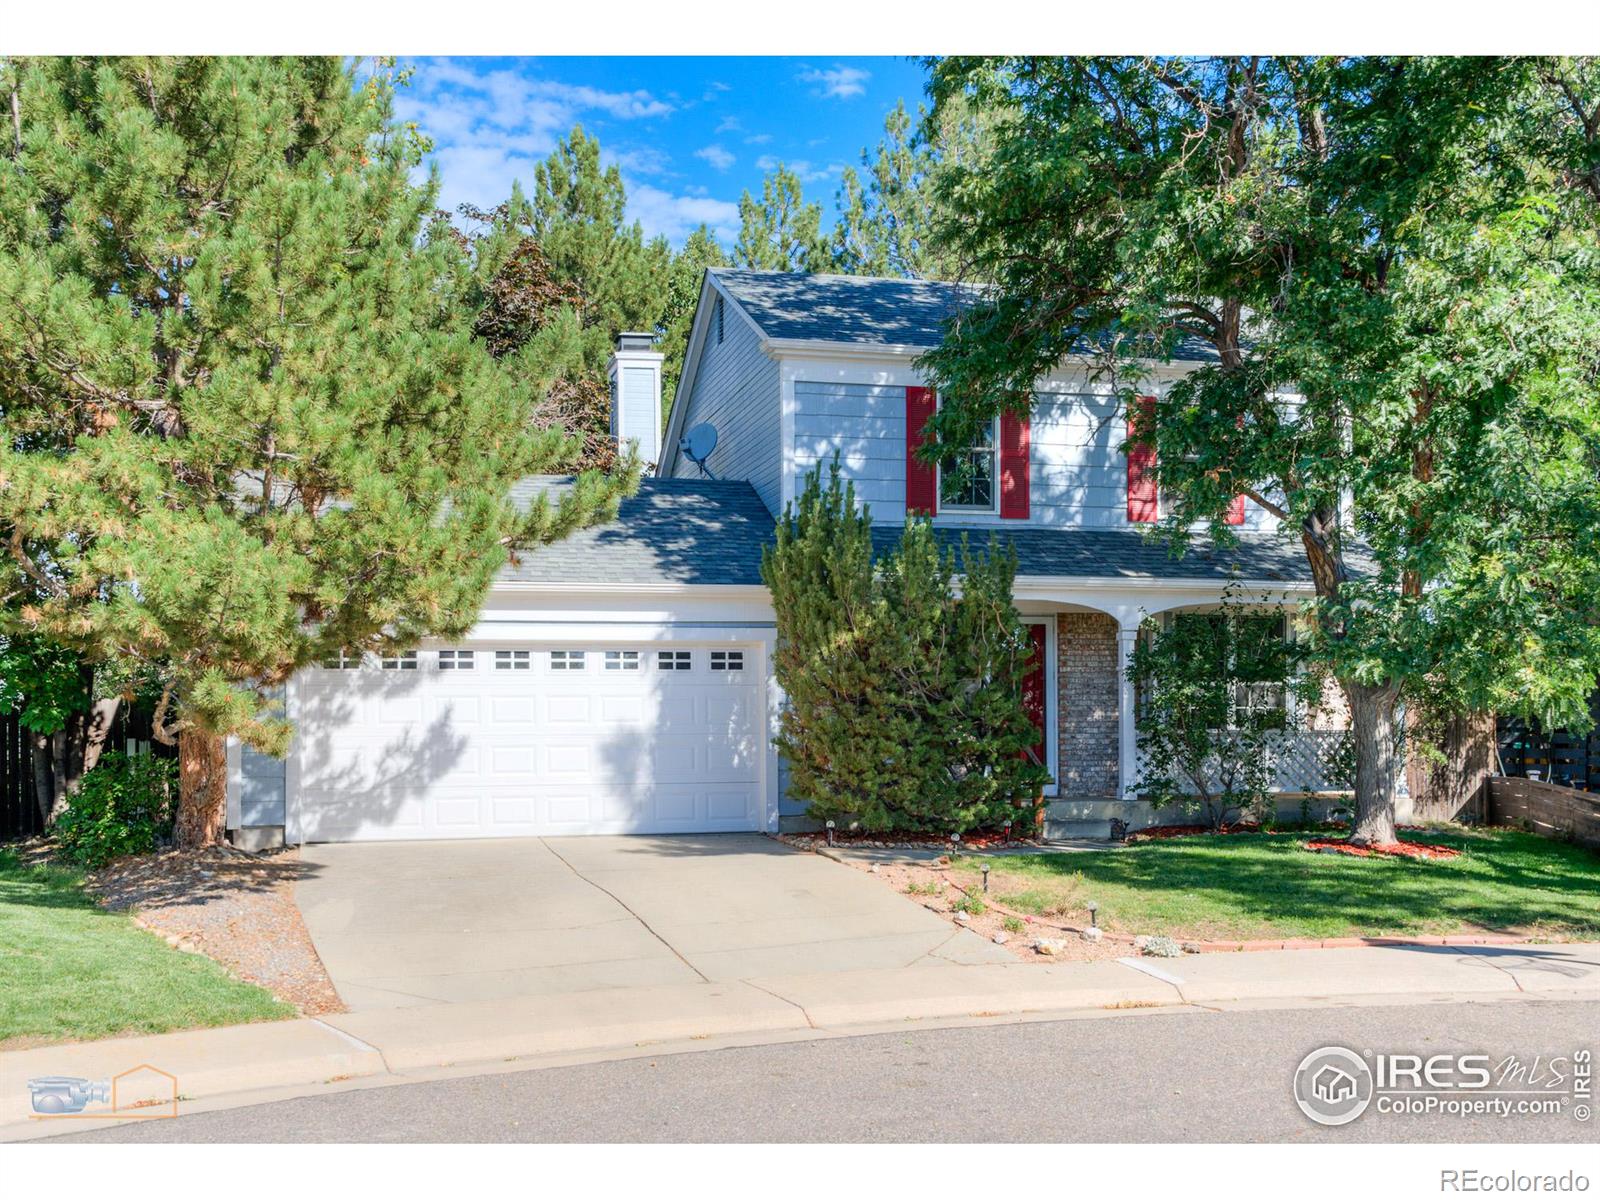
[608,332,664,468]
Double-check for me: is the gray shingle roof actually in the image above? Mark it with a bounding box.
[712,269,1221,363]
[500,473,1317,587]
[869,525,1318,585]
[500,476,772,587]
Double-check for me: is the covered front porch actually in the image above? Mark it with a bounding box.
[1017,577,1359,840]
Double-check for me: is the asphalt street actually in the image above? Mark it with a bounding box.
[44,999,1598,1143]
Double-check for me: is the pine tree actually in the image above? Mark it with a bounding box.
[830,101,946,278]
[0,57,637,845]
[735,165,831,272]
[529,126,673,376]
[762,462,1047,832]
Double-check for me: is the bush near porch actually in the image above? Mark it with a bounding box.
[950,827,1600,943]
[763,462,1049,833]
[0,847,291,1047]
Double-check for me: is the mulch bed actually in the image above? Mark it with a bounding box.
[87,845,344,1016]
[780,830,1042,852]
[1302,838,1462,861]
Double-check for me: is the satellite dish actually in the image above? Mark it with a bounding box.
[680,423,719,478]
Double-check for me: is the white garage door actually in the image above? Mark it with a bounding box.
[292,643,764,841]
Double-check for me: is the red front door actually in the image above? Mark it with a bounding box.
[1022,622,1048,768]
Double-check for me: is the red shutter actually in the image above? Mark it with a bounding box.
[1126,395,1159,523]
[1225,493,1247,525]
[905,386,937,516]
[999,409,1030,519]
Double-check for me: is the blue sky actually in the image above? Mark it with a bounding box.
[393,56,929,246]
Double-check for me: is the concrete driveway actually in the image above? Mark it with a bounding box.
[296,835,1010,1010]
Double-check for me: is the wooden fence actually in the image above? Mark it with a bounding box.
[1,712,41,842]
[1483,776,1600,852]
[1497,690,1600,792]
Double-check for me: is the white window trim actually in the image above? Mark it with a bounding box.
[936,412,1000,515]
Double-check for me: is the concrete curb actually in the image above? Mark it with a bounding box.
[5,941,1596,1141]
[0,1017,385,1140]
[320,980,811,1073]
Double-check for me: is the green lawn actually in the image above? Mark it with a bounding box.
[0,848,292,1047]
[951,827,1600,943]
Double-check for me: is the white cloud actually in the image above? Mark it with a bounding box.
[752,156,844,185]
[715,114,742,134]
[744,132,773,145]
[797,64,870,100]
[627,183,740,244]
[694,144,736,172]
[609,145,673,177]
[396,58,675,217]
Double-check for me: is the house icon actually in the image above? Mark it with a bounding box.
[112,1064,178,1118]
[1312,1064,1357,1105]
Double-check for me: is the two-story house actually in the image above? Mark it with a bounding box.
[226,269,1353,849]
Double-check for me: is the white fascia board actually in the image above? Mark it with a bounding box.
[488,581,770,599]
[768,339,1201,385]
[1014,575,1314,594]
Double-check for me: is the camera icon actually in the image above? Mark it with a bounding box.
[28,1076,112,1114]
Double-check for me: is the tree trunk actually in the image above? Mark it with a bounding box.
[1346,681,1402,845]
[29,730,54,827]
[40,675,119,827]
[175,727,227,849]
[1406,708,1494,822]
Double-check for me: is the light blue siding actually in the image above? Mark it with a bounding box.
[668,302,781,515]
[621,365,660,463]
[237,685,286,828]
[239,744,285,827]
[792,383,1273,531]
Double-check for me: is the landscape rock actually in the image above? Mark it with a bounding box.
[1034,937,1067,956]
[1080,926,1104,943]
[992,932,1009,945]
[1140,934,1183,958]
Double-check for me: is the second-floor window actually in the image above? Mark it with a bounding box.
[938,418,998,512]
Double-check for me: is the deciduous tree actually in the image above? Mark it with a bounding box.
[920,56,1600,845]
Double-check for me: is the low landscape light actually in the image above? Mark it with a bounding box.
[981,863,991,893]
[825,819,835,847]
[1087,900,1099,929]
[1003,821,1012,843]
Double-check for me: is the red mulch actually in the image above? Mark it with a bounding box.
[1303,838,1461,861]
[784,829,1036,851]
